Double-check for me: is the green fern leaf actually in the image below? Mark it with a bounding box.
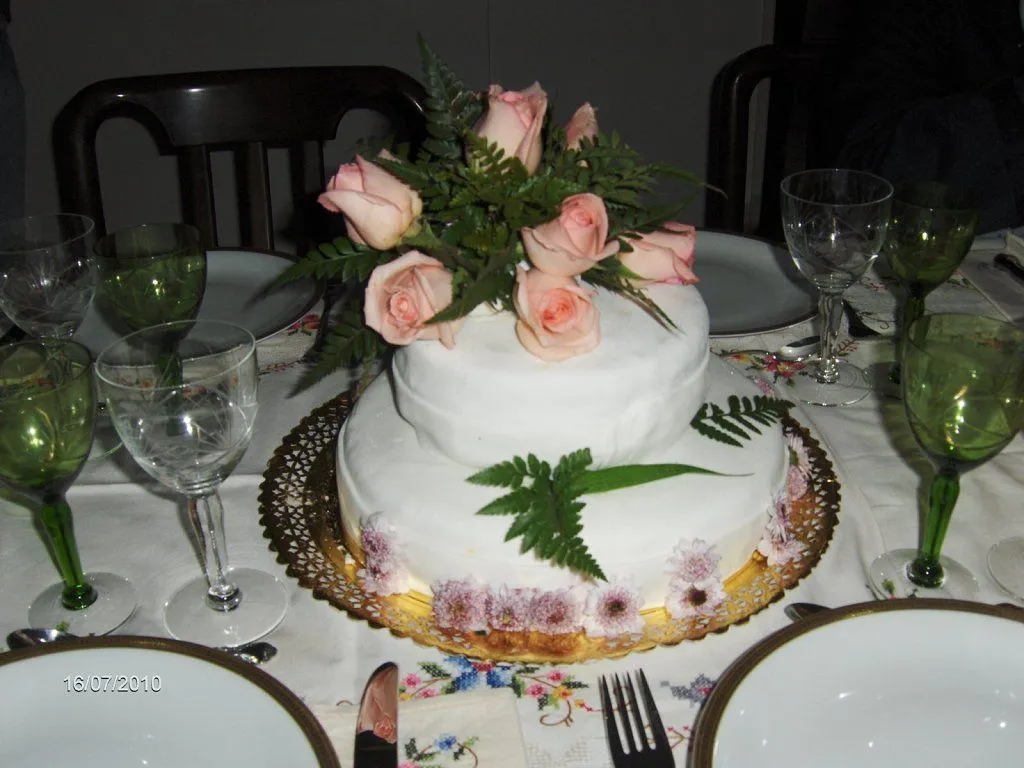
[690,395,794,447]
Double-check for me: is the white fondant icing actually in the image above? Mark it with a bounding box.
[391,283,710,468]
[337,356,787,611]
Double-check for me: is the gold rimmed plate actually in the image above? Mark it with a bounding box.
[0,635,340,766]
[691,599,1024,767]
[258,394,841,664]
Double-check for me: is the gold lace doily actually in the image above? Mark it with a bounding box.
[258,394,840,663]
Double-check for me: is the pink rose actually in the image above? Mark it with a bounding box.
[521,193,619,278]
[473,83,548,174]
[565,103,598,150]
[364,251,463,348]
[618,222,698,285]
[513,266,600,362]
[318,150,423,250]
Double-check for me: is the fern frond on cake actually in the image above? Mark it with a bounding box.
[690,396,794,448]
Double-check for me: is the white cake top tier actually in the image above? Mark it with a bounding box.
[392,283,710,468]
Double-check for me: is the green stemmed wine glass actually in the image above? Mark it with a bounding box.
[884,183,978,384]
[0,340,136,633]
[94,222,207,337]
[869,313,1024,598]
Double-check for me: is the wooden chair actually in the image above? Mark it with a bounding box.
[704,43,837,241]
[53,66,427,251]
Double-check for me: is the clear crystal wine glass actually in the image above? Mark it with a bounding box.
[868,313,1024,598]
[0,213,97,339]
[95,319,288,647]
[781,169,894,406]
[0,340,136,633]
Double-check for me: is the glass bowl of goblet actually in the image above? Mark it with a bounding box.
[781,169,894,406]
[0,340,136,633]
[0,213,97,339]
[868,313,1024,598]
[93,222,207,337]
[884,183,978,384]
[95,320,288,647]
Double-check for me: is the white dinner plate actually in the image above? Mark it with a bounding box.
[695,230,817,336]
[0,636,340,766]
[691,600,1024,767]
[75,248,321,356]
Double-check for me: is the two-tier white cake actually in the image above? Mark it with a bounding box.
[335,283,792,638]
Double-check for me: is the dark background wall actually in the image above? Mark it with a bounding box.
[9,1,773,250]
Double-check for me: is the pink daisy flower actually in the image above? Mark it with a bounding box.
[485,586,534,632]
[582,580,645,638]
[357,514,409,596]
[526,683,546,698]
[668,538,721,584]
[786,432,811,476]
[530,588,583,635]
[665,576,726,619]
[432,577,487,632]
[787,464,809,501]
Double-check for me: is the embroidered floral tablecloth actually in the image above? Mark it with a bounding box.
[0,242,1021,767]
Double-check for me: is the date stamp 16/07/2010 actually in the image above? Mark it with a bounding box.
[63,675,162,693]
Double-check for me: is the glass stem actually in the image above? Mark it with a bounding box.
[890,286,926,384]
[908,467,961,588]
[814,291,843,384]
[190,491,242,612]
[39,491,98,610]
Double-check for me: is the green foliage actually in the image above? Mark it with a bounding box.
[468,450,604,581]
[467,448,731,580]
[290,302,387,394]
[690,395,794,448]
[282,37,703,379]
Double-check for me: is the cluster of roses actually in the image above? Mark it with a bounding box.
[318,82,699,362]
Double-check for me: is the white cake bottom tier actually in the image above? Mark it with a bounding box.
[337,357,787,611]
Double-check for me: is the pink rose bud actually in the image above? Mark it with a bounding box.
[472,83,548,174]
[565,103,598,150]
[513,266,600,362]
[364,251,464,348]
[618,222,698,286]
[521,193,620,277]
[318,150,423,251]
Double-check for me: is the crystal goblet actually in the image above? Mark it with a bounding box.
[868,314,1024,598]
[0,213,96,340]
[781,169,893,406]
[93,222,207,337]
[884,183,978,384]
[0,340,136,633]
[96,320,287,647]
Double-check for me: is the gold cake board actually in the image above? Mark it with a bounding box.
[258,394,840,664]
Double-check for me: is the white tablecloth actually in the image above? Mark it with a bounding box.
[1,243,1022,767]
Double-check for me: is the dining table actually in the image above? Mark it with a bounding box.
[0,230,1021,768]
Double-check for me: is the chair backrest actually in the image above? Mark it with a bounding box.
[705,43,837,241]
[53,66,427,252]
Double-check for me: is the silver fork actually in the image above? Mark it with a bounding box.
[598,670,674,768]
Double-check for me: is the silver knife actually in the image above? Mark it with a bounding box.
[994,252,1024,285]
[353,662,399,768]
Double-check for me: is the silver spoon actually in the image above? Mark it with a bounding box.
[783,602,830,622]
[776,335,821,362]
[5,628,277,665]
[728,335,821,364]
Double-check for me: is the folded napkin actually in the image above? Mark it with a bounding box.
[311,688,529,768]
[255,304,323,371]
